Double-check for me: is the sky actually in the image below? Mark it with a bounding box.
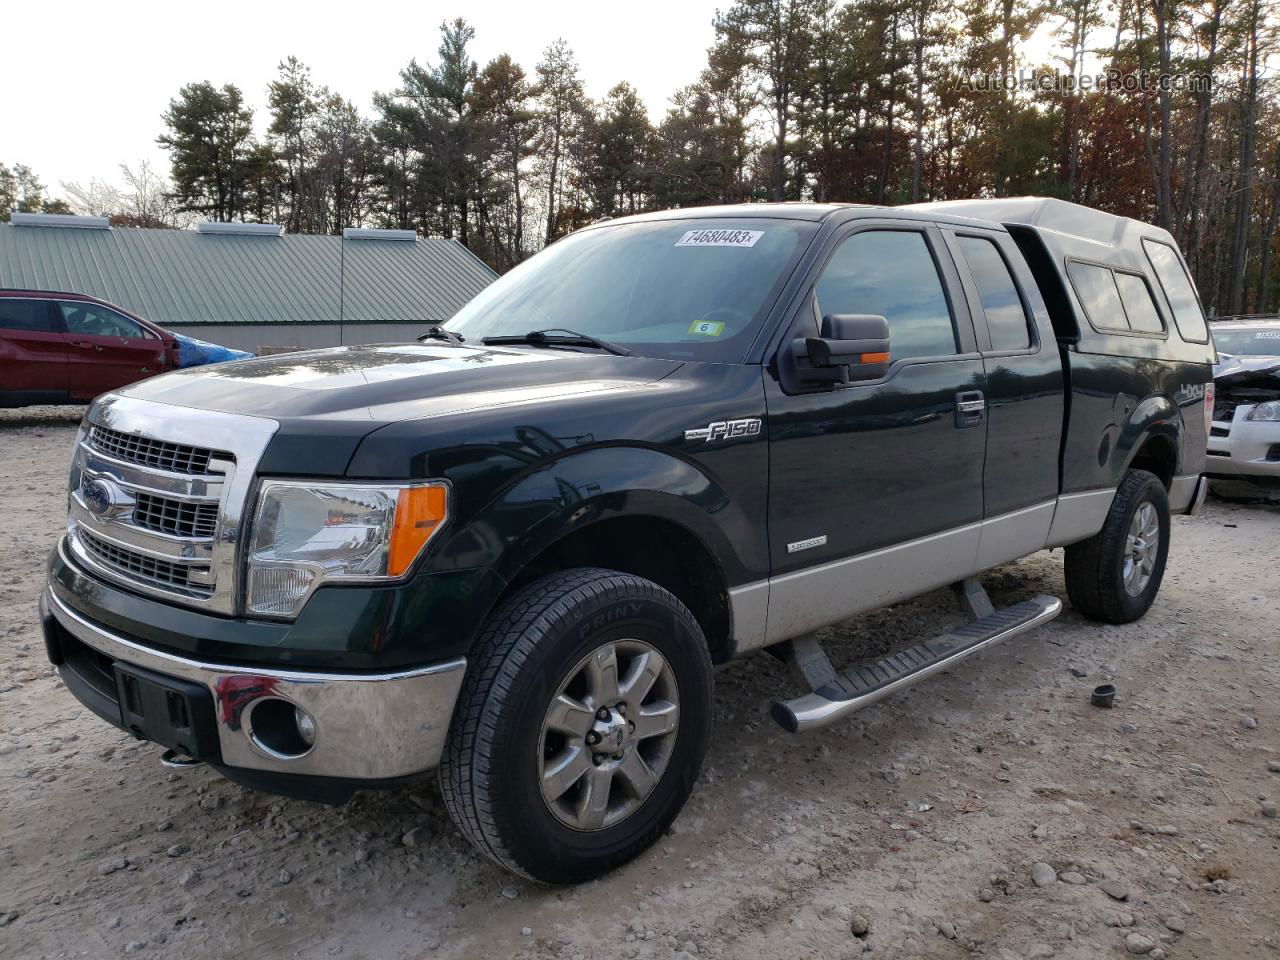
[1,0,726,195]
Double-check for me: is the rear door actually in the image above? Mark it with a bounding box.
[941,227,1064,565]
[0,298,69,404]
[57,301,168,400]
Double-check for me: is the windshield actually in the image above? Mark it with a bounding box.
[445,218,818,362]
[1213,325,1280,357]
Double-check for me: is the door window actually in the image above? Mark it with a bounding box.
[59,303,152,339]
[0,299,57,333]
[955,236,1031,351]
[815,230,956,363]
[1142,239,1208,343]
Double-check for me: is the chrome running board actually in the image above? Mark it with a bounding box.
[770,585,1062,733]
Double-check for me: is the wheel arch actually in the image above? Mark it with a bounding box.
[1123,422,1178,489]
[434,444,762,664]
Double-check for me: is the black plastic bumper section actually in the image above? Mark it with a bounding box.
[42,592,222,763]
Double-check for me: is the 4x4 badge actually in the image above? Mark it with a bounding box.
[684,418,762,443]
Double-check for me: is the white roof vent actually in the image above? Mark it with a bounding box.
[342,227,417,242]
[195,221,285,237]
[10,212,111,230]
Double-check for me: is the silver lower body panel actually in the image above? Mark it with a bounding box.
[45,587,465,780]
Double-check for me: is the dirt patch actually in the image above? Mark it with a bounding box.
[2,407,1278,959]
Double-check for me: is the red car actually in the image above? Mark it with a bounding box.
[0,289,179,407]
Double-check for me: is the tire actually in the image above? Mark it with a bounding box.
[438,568,714,883]
[1064,469,1171,624]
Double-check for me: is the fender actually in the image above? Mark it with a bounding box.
[1115,392,1181,484]
[427,444,762,589]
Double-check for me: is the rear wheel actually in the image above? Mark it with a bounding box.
[1064,469,1170,624]
[438,568,713,883]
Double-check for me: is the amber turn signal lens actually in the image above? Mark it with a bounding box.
[859,351,890,365]
[388,485,449,577]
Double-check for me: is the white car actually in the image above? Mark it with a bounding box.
[1208,318,1280,499]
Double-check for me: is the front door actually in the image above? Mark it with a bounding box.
[58,302,168,400]
[762,222,988,643]
[0,298,68,404]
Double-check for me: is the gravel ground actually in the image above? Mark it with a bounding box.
[1,406,1278,960]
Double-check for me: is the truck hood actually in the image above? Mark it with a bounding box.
[119,342,683,424]
[1213,354,1280,385]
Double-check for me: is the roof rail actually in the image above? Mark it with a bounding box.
[10,212,111,230]
[195,222,285,237]
[342,227,417,241]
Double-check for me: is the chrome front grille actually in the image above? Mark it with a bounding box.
[89,424,215,475]
[66,394,279,614]
[78,528,213,595]
[132,492,219,539]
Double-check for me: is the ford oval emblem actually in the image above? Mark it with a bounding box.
[82,477,116,517]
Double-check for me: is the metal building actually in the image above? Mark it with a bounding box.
[0,213,497,353]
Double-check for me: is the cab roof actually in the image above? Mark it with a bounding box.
[589,201,1014,231]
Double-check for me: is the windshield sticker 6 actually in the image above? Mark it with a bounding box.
[675,229,763,248]
[688,319,726,336]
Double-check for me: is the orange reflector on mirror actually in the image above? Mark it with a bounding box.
[388,485,449,577]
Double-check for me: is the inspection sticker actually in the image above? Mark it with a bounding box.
[675,229,763,248]
[688,319,726,336]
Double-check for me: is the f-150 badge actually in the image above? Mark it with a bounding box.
[684,418,762,442]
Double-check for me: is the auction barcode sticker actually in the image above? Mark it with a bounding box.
[675,229,763,248]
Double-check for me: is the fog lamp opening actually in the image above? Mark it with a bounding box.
[248,698,316,758]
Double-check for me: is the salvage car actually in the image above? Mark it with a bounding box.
[1208,316,1280,500]
[1,290,180,407]
[40,198,1214,882]
[0,289,250,407]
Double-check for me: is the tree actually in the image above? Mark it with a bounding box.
[533,39,588,242]
[716,0,817,201]
[471,54,536,266]
[0,162,64,219]
[1225,0,1266,313]
[580,83,654,217]
[396,19,479,243]
[158,82,259,221]
[268,56,319,232]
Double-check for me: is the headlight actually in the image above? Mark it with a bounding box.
[1246,400,1280,422]
[246,481,448,618]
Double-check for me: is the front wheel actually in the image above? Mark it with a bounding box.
[1064,469,1171,624]
[438,568,713,883]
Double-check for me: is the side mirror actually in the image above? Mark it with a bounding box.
[795,314,890,385]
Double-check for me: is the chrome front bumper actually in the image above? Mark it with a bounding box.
[1207,416,1280,481]
[45,587,465,781]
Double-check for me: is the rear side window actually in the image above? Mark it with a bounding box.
[1068,261,1130,332]
[0,299,56,333]
[1113,272,1165,334]
[815,230,956,363]
[1142,240,1209,343]
[955,236,1032,351]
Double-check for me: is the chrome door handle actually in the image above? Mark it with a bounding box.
[955,390,986,428]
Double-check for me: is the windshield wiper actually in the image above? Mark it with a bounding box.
[417,325,465,345]
[481,328,633,357]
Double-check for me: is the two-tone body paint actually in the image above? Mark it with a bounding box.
[57,202,1214,676]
